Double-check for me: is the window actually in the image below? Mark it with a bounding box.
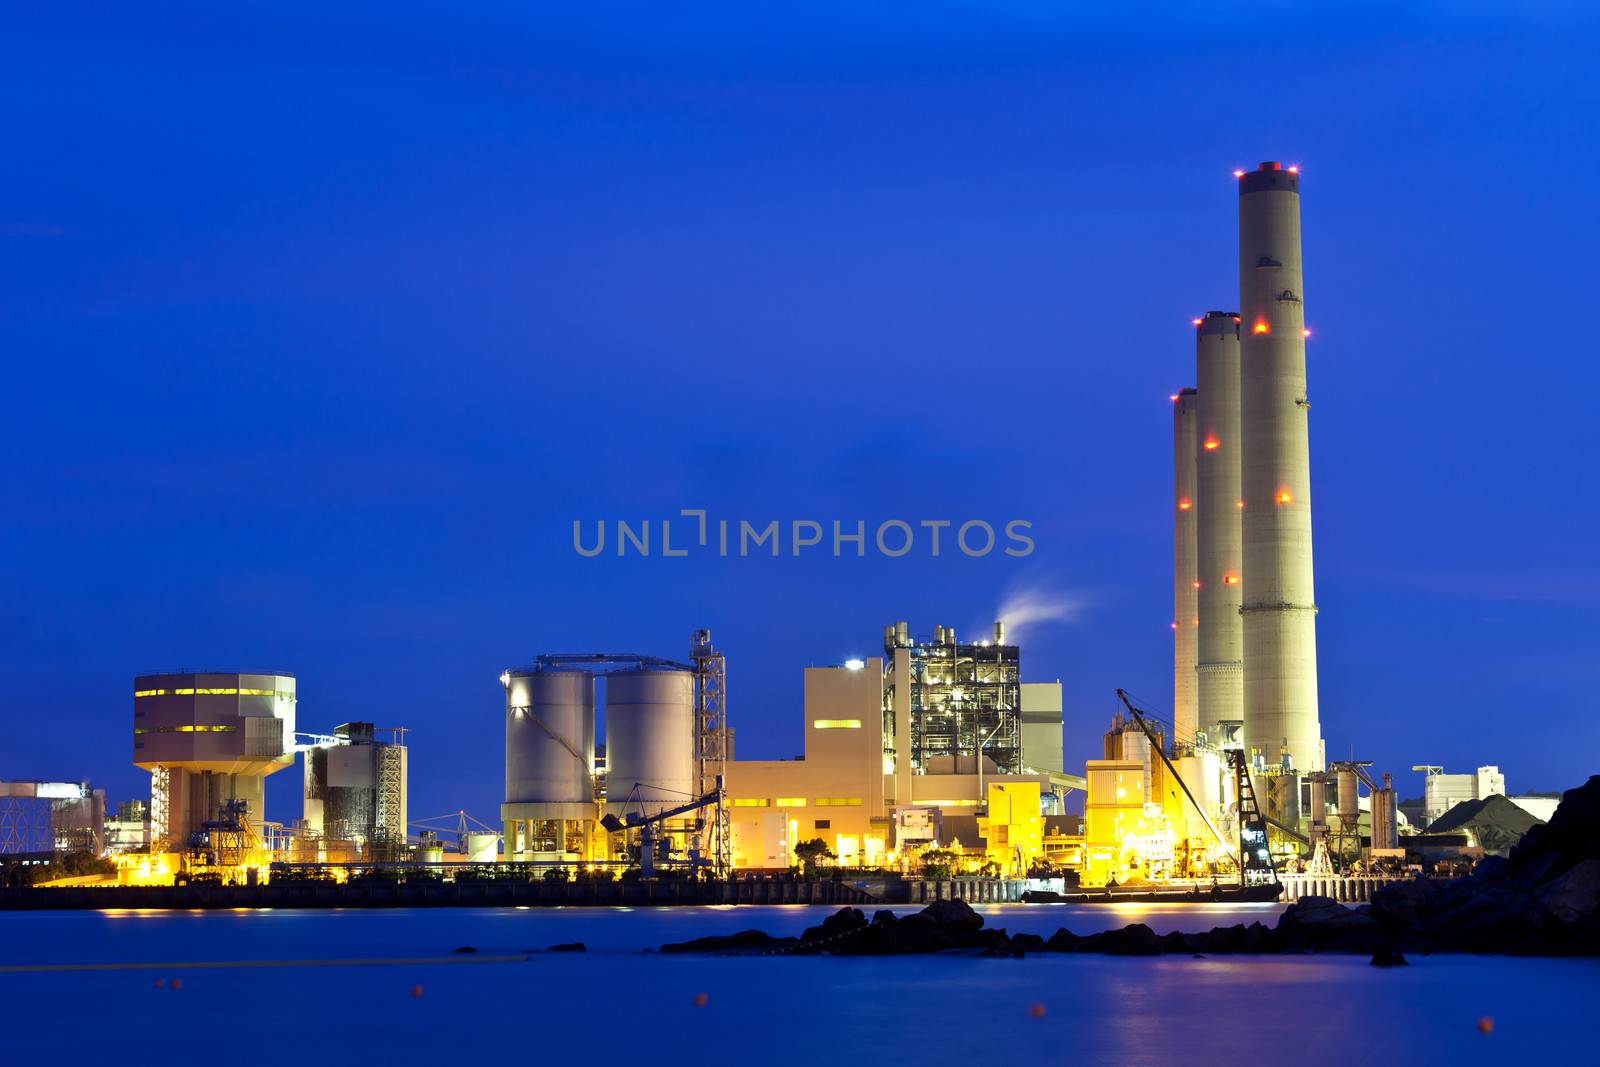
[132,725,237,734]
[814,797,862,807]
[730,798,769,808]
[775,797,808,808]
[814,820,831,830]
[812,719,862,730]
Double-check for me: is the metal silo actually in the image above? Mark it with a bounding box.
[604,668,695,816]
[504,670,595,805]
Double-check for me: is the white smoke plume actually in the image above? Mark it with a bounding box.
[988,575,1088,646]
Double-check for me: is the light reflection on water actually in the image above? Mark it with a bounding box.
[1,907,1592,1065]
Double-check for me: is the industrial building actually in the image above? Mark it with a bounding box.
[133,672,297,849]
[500,631,728,868]
[0,780,106,862]
[302,722,409,845]
[724,621,1076,874]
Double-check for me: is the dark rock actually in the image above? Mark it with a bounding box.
[1369,949,1408,967]
[1012,932,1046,954]
[545,942,586,952]
[918,898,984,933]
[1045,928,1079,952]
[802,907,868,943]
[450,945,477,954]
[660,929,798,954]
[1077,923,1164,956]
[1537,857,1600,924]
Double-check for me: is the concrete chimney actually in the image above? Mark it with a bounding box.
[1195,311,1244,745]
[1173,387,1199,743]
[1237,161,1323,771]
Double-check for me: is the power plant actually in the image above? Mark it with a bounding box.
[5,161,1538,905]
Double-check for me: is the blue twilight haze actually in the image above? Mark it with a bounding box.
[2,3,1597,824]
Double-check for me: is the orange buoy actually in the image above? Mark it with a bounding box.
[170,978,183,990]
[1028,1003,1047,1019]
[1477,1017,1494,1035]
[693,993,709,1007]
[412,984,425,998]
[153,979,166,989]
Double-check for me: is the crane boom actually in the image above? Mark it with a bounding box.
[1114,690,1237,861]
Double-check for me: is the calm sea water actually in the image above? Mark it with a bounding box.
[1,904,1590,1064]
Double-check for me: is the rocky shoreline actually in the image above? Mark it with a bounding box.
[661,775,1600,960]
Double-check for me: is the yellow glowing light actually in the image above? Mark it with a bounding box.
[1192,580,1201,589]
[775,797,808,808]
[1236,500,1245,509]
[1223,574,1240,585]
[1302,328,1312,338]
[1177,498,1192,511]
[1276,490,1294,505]
[1191,317,1203,326]
[1233,169,1246,178]
[731,798,769,807]
[812,719,862,730]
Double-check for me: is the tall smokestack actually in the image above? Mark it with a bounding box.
[1237,161,1323,771]
[1195,311,1243,745]
[1173,387,1199,743]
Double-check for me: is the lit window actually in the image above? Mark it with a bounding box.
[812,719,862,730]
[815,798,863,807]
[775,797,808,808]
[731,798,769,808]
[133,689,169,698]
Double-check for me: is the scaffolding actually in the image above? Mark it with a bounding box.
[690,629,730,873]
[895,631,1022,776]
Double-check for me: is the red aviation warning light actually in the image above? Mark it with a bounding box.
[1192,317,1203,326]
[1178,498,1193,511]
[1192,580,1202,590]
[1223,574,1240,585]
[1276,490,1294,506]
[1233,169,1246,178]
[1253,320,1270,335]
[1203,438,1220,451]
[1302,328,1312,338]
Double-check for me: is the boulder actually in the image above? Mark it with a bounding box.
[1538,857,1600,924]
[660,929,797,954]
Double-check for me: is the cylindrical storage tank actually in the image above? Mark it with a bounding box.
[1336,768,1358,818]
[505,671,595,804]
[465,831,500,862]
[1308,774,1326,824]
[604,668,695,816]
[1371,789,1398,851]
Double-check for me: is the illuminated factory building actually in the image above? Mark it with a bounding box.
[724,621,1076,873]
[133,672,297,849]
[302,722,409,846]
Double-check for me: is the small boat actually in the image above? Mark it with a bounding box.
[1020,881,1282,905]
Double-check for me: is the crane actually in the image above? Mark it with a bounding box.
[1115,690,1278,888]
[600,776,727,879]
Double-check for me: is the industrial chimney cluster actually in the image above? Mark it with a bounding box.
[1175,162,1324,774]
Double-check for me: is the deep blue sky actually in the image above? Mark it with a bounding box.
[4,3,1597,826]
